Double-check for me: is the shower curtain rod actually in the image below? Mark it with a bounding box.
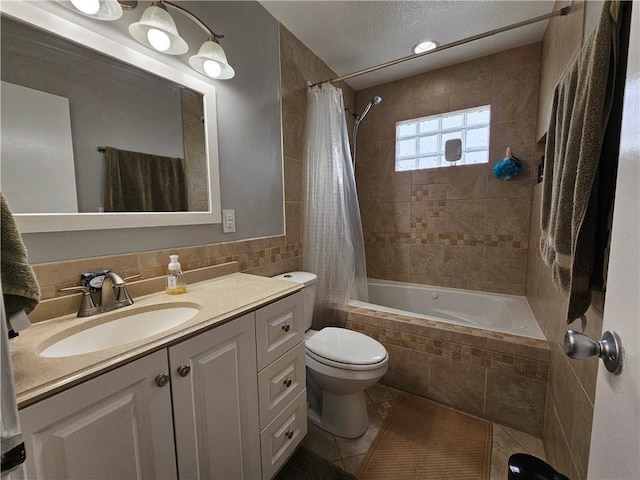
[309,3,571,88]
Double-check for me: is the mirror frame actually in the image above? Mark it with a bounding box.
[1,1,221,233]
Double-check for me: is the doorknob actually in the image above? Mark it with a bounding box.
[564,330,623,375]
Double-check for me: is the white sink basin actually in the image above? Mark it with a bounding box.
[39,306,199,358]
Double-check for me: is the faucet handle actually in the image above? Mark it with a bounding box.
[59,285,91,294]
[59,286,99,317]
[123,274,141,282]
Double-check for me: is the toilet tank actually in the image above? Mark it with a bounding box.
[272,272,317,331]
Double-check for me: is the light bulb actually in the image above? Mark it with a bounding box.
[203,60,222,78]
[147,28,171,52]
[413,40,439,54]
[70,0,100,15]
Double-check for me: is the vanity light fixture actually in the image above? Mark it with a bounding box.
[57,0,123,21]
[58,0,235,79]
[129,2,188,54]
[412,40,439,54]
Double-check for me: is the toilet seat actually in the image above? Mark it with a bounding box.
[305,327,388,371]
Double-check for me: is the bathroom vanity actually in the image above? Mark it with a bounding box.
[10,273,307,480]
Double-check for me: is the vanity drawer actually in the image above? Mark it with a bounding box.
[255,292,304,371]
[260,389,307,480]
[258,342,306,429]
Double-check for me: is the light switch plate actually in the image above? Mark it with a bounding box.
[222,209,236,233]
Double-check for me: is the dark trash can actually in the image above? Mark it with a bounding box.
[508,453,570,480]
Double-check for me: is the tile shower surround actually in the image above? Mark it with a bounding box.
[354,43,541,296]
[346,307,548,437]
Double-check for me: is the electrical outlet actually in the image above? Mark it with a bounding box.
[222,209,236,233]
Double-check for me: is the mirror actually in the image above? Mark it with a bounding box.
[444,139,462,162]
[0,2,221,233]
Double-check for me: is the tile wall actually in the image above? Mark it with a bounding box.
[346,307,549,436]
[354,44,541,295]
[527,2,605,479]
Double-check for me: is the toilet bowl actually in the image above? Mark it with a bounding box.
[273,272,389,439]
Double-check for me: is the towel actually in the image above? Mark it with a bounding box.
[103,147,188,212]
[540,1,625,321]
[1,194,40,328]
[1,284,26,477]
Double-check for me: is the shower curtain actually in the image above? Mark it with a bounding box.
[303,83,368,329]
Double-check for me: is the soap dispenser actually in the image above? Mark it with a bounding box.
[166,255,187,294]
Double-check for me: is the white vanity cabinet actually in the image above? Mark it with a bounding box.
[18,290,306,480]
[18,350,178,480]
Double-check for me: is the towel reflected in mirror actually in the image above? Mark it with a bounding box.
[103,147,188,212]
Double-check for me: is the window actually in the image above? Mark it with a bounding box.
[395,106,491,171]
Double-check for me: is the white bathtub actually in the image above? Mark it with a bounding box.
[349,279,545,340]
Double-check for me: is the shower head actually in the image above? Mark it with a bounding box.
[356,95,383,124]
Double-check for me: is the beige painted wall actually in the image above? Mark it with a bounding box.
[354,44,541,295]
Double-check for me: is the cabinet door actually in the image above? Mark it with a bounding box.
[169,313,261,480]
[19,350,177,480]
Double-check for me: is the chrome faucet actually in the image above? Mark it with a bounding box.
[60,271,139,317]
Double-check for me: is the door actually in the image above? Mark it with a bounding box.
[587,5,640,478]
[19,350,177,480]
[169,313,261,480]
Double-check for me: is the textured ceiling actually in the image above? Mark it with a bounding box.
[259,1,557,90]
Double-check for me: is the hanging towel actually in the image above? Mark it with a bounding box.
[103,147,188,212]
[1,284,27,478]
[0,194,40,334]
[540,1,625,321]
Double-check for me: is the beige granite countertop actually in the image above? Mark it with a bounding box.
[9,273,302,409]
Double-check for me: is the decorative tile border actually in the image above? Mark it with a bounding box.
[33,237,302,301]
[365,232,529,249]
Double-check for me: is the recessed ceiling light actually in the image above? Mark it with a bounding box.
[413,40,439,54]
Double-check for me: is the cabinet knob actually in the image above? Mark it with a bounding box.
[281,324,291,332]
[285,430,294,440]
[283,378,292,388]
[177,364,191,377]
[155,373,170,387]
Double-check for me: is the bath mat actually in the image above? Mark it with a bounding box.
[274,446,358,480]
[358,393,492,480]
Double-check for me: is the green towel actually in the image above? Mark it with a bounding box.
[1,193,40,319]
[540,1,624,321]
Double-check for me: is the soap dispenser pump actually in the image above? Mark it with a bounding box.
[166,255,187,294]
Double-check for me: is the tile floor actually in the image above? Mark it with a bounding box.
[301,383,547,479]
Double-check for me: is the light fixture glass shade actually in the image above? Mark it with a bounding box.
[129,5,188,55]
[413,40,439,54]
[189,40,235,79]
[57,0,123,20]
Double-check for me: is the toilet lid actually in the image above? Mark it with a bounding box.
[305,327,387,366]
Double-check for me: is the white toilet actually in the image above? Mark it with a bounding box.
[273,272,389,439]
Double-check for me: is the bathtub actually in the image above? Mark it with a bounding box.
[349,279,545,340]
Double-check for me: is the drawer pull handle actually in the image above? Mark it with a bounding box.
[285,430,294,440]
[281,324,291,332]
[177,364,191,377]
[283,378,292,388]
[155,373,170,387]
